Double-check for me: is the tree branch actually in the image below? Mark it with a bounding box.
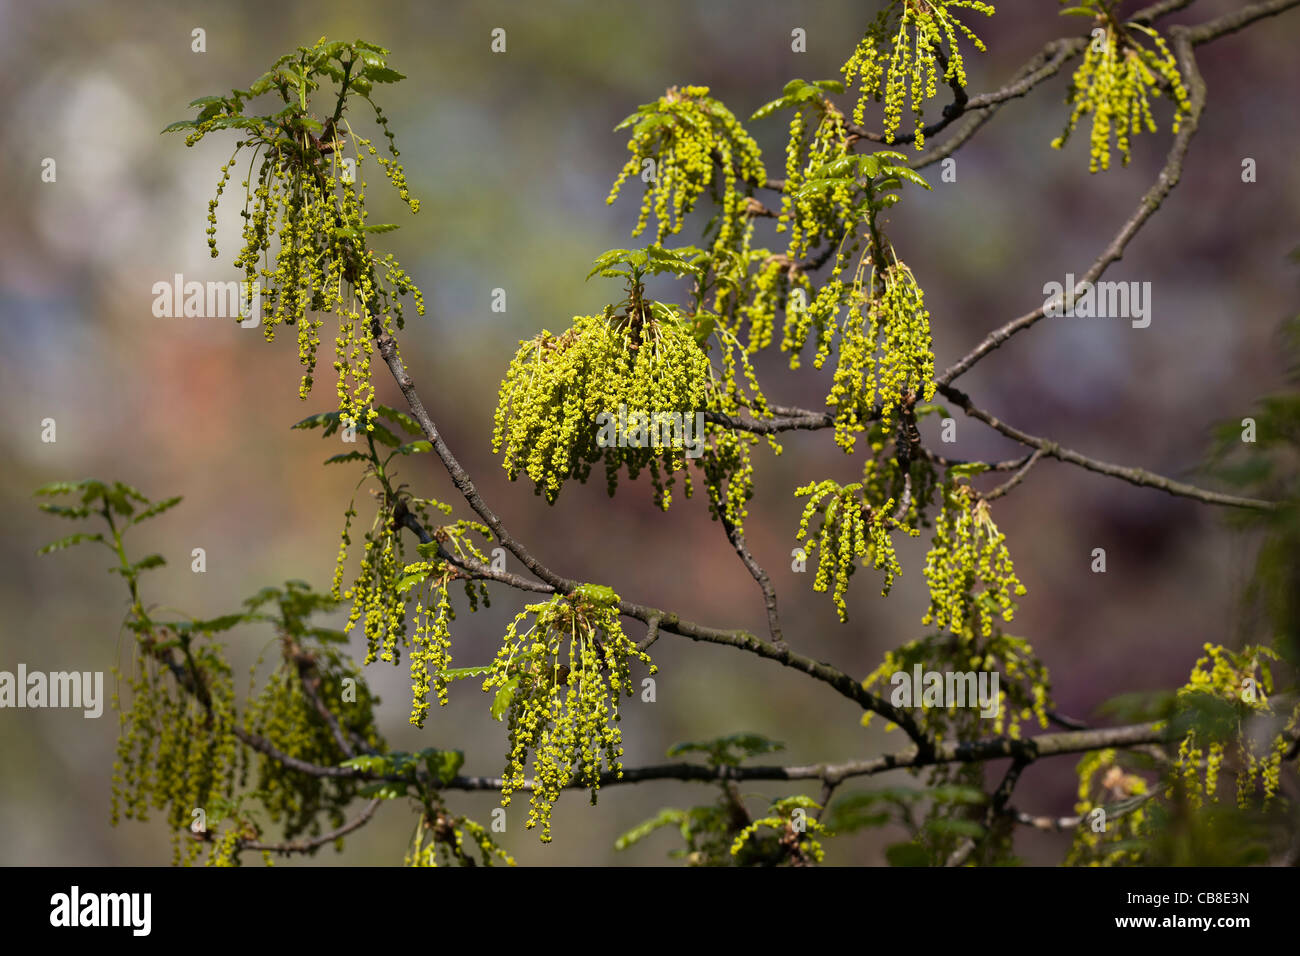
[372,321,930,746]
[939,384,1277,510]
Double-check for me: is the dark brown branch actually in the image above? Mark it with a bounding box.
[435,720,1170,792]
[1184,0,1300,43]
[920,448,1035,472]
[372,322,929,746]
[983,448,1045,502]
[939,384,1277,511]
[189,798,383,856]
[704,407,835,435]
[716,502,786,647]
[937,18,1209,387]
[947,757,1027,866]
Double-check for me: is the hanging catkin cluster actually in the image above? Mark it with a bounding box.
[242,645,383,842]
[1169,644,1293,811]
[795,479,913,621]
[777,98,855,262]
[922,481,1026,640]
[482,586,655,843]
[492,305,711,509]
[861,630,1051,741]
[336,493,412,666]
[841,1,995,148]
[835,255,936,449]
[1051,18,1191,172]
[111,639,240,866]
[607,85,765,257]
[176,38,425,432]
[398,517,493,729]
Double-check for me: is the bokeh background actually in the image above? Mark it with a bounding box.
[1,0,1297,866]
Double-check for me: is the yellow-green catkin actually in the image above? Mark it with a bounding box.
[406,566,454,728]
[191,38,425,431]
[492,308,710,510]
[1051,19,1191,173]
[922,482,1025,640]
[111,641,240,866]
[794,479,914,621]
[481,586,655,843]
[331,488,491,717]
[841,1,995,149]
[607,85,765,259]
[780,102,854,262]
[862,629,1051,741]
[1168,644,1291,810]
[242,649,383,843]
[825,252,936,451]
[730,795,828,865]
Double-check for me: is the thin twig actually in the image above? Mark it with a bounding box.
[939,384,1277,511]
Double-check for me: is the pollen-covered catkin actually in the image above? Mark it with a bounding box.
[841,1,994,149]
[1051,20,1190,173]
[482,586,655,842]
[922,482,1025,640]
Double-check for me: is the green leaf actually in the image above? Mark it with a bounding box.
[161,120,199,134]
[395,569,431,594]
[886,842,932,867]
[291,410,342,436]
[38,503,93,520]
[571,583,619,607]
[490,677,520,721]
[880,164,932,190]
[374,405,421,435]
[923,817,985,838]
[823,794,892,834]
[35,481,90,497]
[615,808,687,850]
[439,664,493,681]
[395,440,432,455]
[666,732,785,766]
[363,223,399,234]
[323,451,368,465]
[363,66,406,83]
[421,748,464,786]
[914,403,950,419]
[131,496,183,525]
[187,613,250,634]
[37,532,104,555]
[364,423,402,448]
[359,781,410,799]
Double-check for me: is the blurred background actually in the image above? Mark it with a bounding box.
[0,0,1297,866]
